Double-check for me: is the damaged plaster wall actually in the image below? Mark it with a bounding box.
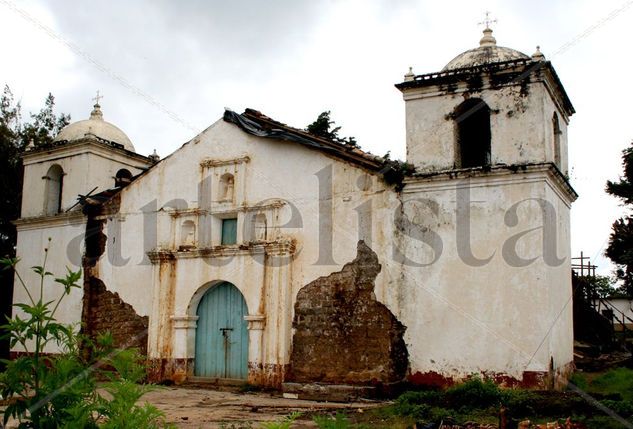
[82,195,149,354]
[290,241,408,385]
[97,120,397,385]
[82,277,149,354]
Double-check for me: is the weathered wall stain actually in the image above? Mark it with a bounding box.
[147,358,192,384]
[289,241,408,384]
[248,363,290,388]
[407,361,574,390]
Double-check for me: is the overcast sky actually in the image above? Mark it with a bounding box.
[1,0,631,277]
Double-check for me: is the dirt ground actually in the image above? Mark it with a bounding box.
[0,386,382,428]
[144,386,383,428]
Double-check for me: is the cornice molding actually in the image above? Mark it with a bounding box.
[200,155,250,169]
[403,163,577,207]
[13,211,86,231]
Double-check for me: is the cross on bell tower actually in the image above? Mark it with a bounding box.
[477,11,497,47]
[92,90,103,106]
[478,11,497,29]
[90,91,104,120]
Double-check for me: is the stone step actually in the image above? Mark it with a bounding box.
[282,382,377,402]
[185,376,247,389]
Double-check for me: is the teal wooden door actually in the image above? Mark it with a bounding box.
[221,218,237,245]
[195,282,248,379]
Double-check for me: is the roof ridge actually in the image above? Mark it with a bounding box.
[224,109,386,172]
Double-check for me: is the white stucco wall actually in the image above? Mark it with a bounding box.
[12,218,85,353]
[391,168,573,381]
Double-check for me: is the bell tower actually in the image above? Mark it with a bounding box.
[395,26,574,175]
[392,24,579,388]
[13,98,156,353]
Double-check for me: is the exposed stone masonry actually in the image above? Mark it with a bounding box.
[290,241,408,384]
[83,277,148,355]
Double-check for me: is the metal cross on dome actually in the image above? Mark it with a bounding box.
[478,11,497,29]
[92,90,103,105]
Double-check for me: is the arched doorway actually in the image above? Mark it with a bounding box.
[194,282,248,379]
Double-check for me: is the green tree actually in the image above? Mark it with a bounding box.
[586,275,626,299]
[20,92,70,148]
[0,85,70,367]
[306,111,357,147]
[0,86,70,258]
[606,142,633,296]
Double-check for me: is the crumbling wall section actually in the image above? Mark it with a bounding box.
[83,277,149,355]
[290,241,408,384]
[81,194,148,355]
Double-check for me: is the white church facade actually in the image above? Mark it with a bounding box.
[13,27,577,391]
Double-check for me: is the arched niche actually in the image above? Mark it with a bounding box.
[44,164,64,215]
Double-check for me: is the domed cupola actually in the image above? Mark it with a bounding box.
[442,26,530,71]
[54,100,135,152]
[396,19,575,174]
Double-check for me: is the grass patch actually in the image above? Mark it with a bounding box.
[297,371,633,428]
[313,412,351,428]
[588,367,633,402]
[371,372,633,427]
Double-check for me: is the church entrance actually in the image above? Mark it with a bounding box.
[194,282,248,379]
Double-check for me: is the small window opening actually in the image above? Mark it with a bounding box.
[454,98,491,168]
[219,173,235,202]
[44,164,64,215]
[252,213,267,242]
[180,220,196,248]
[221,218,237,245]
[115,168,133,187]
[552,113,561,167]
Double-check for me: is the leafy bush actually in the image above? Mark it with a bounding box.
[444,377,502,410]
[0,243,172,428]
[500,389,539,416]
[390,390,441,419]
[428,406,453,422]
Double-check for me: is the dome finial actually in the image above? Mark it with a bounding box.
[478,11,497,47]
[149,149,160,163]
[531,45,545,61]
[404,66,415,82]
[90,91,104,120]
